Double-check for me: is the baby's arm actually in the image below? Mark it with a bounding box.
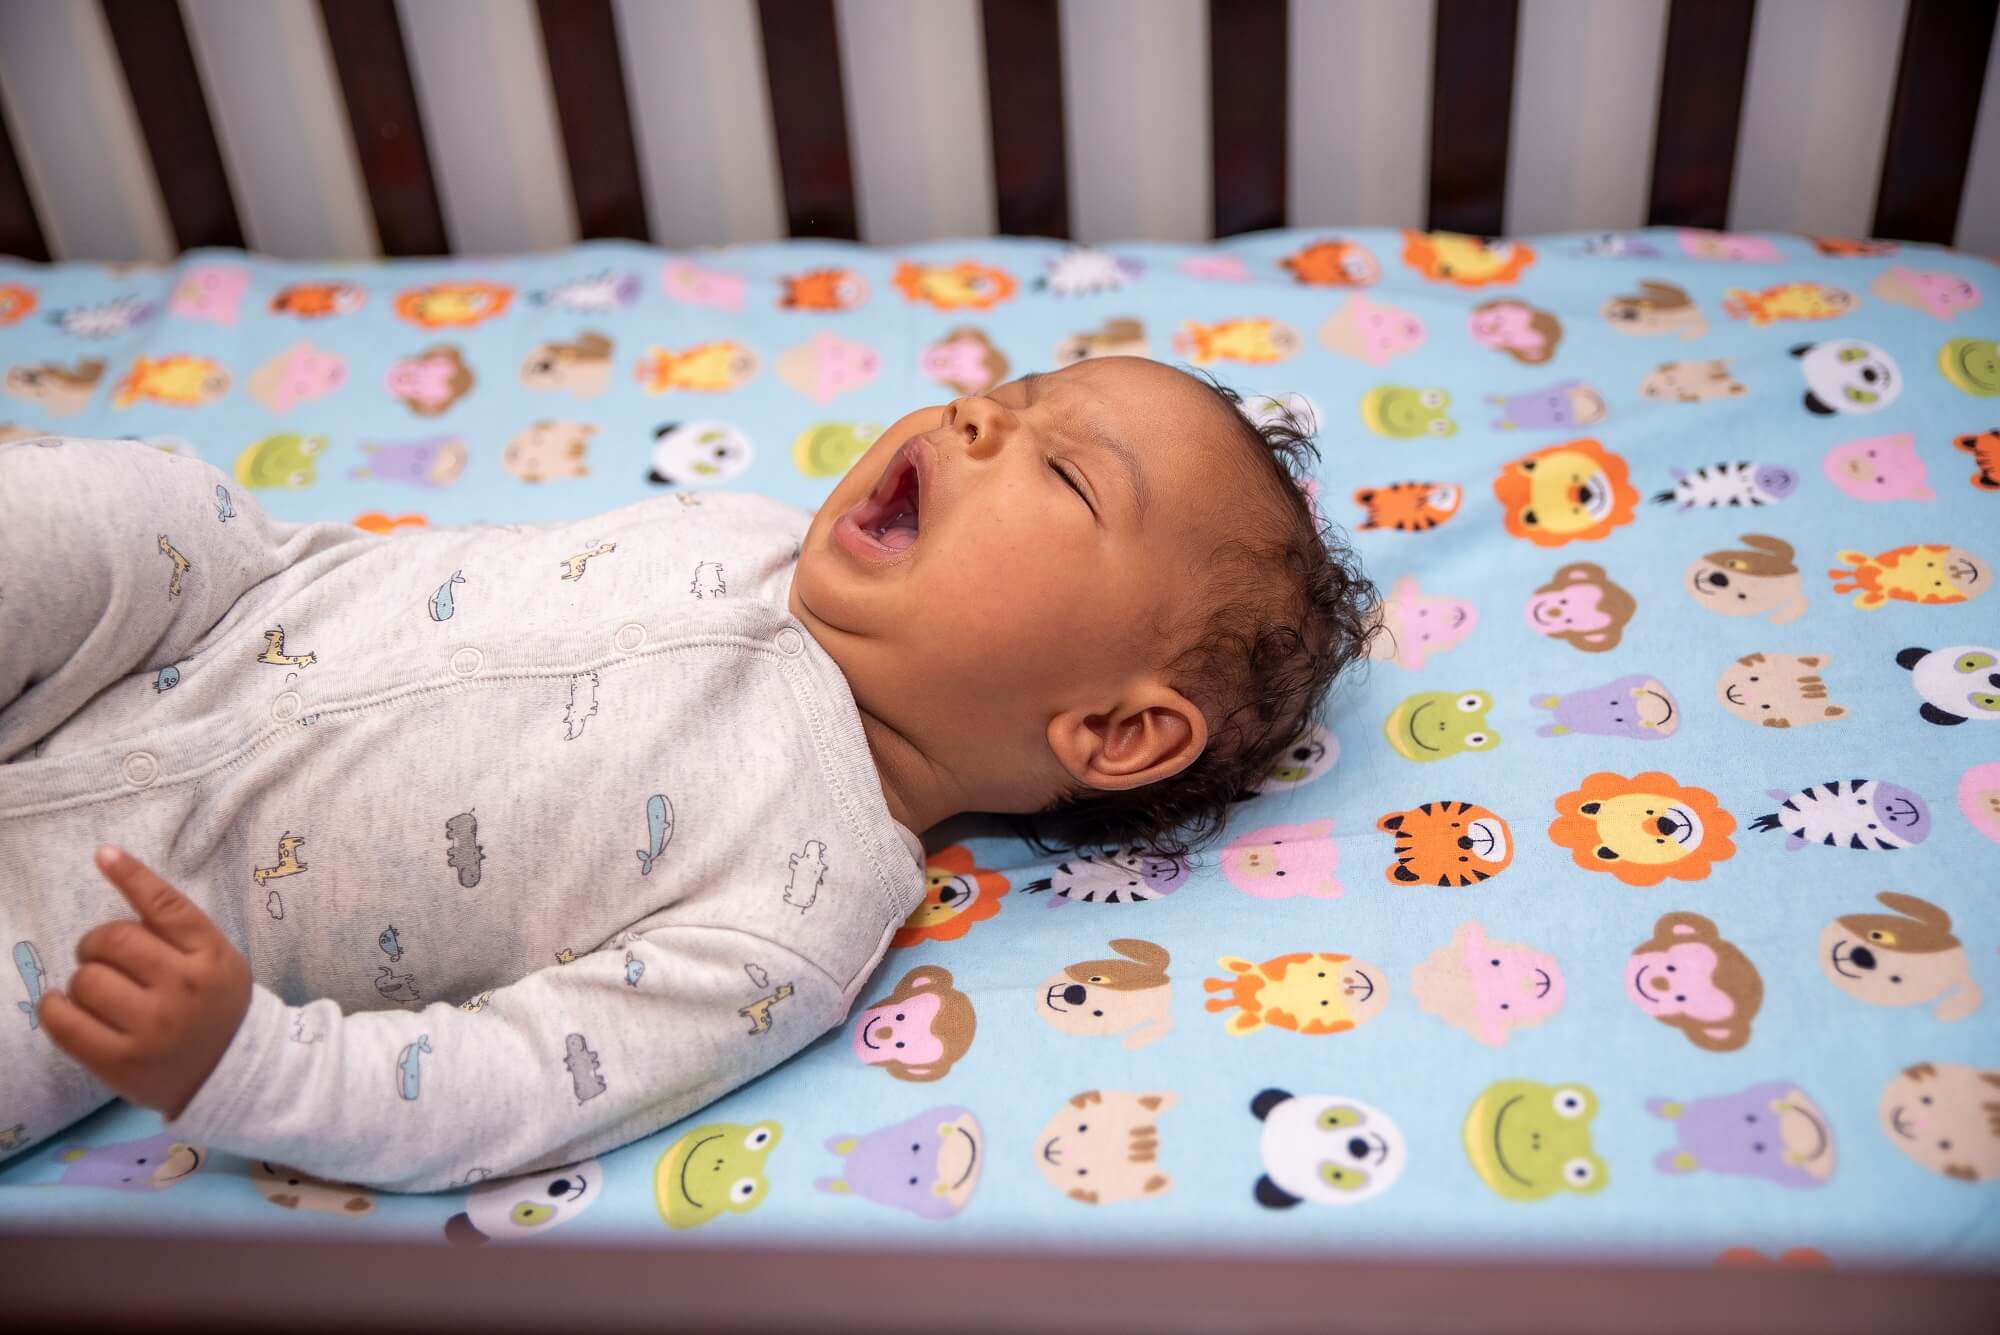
[48,852,841,1193]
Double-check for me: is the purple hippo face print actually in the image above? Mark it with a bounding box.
[56,1132,206,1190]
[816,1106,983,1219]
[1488,381,1608,431]
[1532,674,1680,739]
[354,434,468,487]
[1648,1082,1835,1187]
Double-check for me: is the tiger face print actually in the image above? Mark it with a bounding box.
[1957,431,2000,491]
[1353,481,1463,533]
[1376,801,1513,886]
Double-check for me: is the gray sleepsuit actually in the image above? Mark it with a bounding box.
[0,435,925,1191]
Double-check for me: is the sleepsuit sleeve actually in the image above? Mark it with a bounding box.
[163,925,843,1192]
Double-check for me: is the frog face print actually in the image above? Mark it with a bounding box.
[1463,1080,1606,1201]
[1385,691,1497,762]
[653,1121,781,1229]
[1361,386,1457,439]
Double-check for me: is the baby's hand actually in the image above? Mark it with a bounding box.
[41,846,252,1120]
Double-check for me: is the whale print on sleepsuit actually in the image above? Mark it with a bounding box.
[636,794,674,875]
[13,940,46,1029]
[427,570,465,621]
[395,1035,431,1100]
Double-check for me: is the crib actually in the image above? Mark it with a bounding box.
[3,2,1998,1330]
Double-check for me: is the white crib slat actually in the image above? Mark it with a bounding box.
[1729,0,1909,238]
[613,0,785,249]
[1504,0,1668,236]
[1287,0,1433,232]
[1061,0,1210,243]
[835,0,996,245]
[1956,18,2000,256]
[180,0,377,260]
[397,0,576,256]
[0,0,174,262]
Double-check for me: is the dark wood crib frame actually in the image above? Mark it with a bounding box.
[3,0,1995,260]
[6,2,1999,1326]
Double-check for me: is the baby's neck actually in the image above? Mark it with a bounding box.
[855,707,957,839]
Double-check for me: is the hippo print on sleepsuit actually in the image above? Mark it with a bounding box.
[1648,1083,1836,1187]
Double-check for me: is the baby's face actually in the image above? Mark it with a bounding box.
[789,357,1245,818]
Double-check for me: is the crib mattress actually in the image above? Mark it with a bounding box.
[0,227,1995,1266]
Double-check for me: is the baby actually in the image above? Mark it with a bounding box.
[0,356,1373,1190]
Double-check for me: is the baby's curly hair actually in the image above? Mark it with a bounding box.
[1008,367,1380,864]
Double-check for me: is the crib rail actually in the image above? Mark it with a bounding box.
[0,0,1995,262]
[7,1227,2000,1333]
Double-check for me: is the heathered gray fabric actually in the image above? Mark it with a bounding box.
[0,436,925,1191]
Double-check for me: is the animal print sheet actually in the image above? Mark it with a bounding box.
[0,228,1995,1265]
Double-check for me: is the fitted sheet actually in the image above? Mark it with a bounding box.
[0,227,1995,1264]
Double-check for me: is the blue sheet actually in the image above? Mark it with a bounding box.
[2,227,1996,1264]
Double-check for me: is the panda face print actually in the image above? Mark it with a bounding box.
[1794,339,1902,415]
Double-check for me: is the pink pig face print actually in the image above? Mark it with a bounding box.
[1372,575,1477,670]
[169,265,249,324]
[248,343,347,413]
[661,260,747,311]
[1220,819,1341,900]
[778,333,881,403]
[1677,230,1779,262]
[1319,293,1427,368]
[1823,434,1935,501]
[1409,921,1564,1048]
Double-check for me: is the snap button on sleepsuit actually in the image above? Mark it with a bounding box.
[449,647,483,677]
[120,752,159,787]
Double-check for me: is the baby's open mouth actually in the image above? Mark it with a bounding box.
[848,444,923,551]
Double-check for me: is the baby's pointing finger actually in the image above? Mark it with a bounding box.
[92,846,215,953]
